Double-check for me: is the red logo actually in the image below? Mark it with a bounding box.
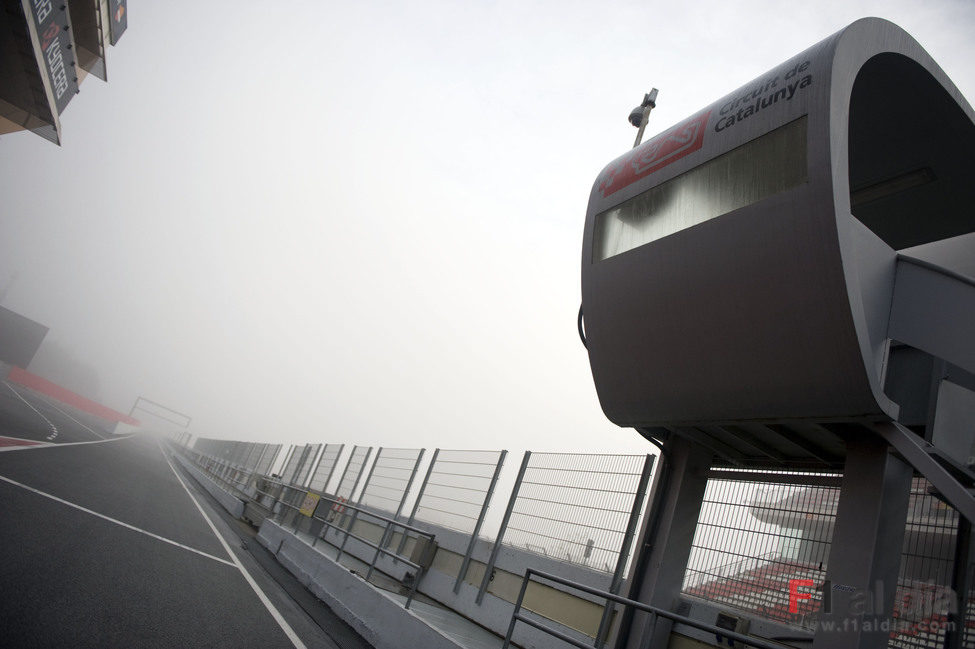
[598,110,711,197]
[40,23,59,51]
[789,579,815,613]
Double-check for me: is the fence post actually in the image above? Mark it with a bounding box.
[303,447,324,490]
[352,447,378,505]
[379,449,425,553]
[322,443,345,494]
[279,445,295,478]
[335,508,360,563]
[476,451,531,605]
[502,569,533,649]
[595,453,656,647]
[338,447,374,530]
[396,448,439,558]
[455,449,507,593]
[406,448,439,526]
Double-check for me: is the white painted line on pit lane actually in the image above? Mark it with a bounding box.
[3,381,58,441]
[0,434,132,452]
[0,473,235,567]
[28,391,105,440]
[158,441,308,649]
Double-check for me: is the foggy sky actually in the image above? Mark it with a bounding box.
[1,0,974,455]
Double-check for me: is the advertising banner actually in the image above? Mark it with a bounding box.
[26,0,79,114]
[107,0,127,45]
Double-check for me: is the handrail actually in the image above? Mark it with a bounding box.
[256,483,434,609]
[502,568,793,649]
[271,482,436,537]
[185,449,432,608]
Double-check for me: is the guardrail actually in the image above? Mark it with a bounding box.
[502,568,791,649]
[255,482,435,609]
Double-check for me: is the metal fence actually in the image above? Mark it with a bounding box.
[307,443,344,493]
[357,447,424,517]
[256,482,435,610]
[503,452,654,572]
[681,468,840,629]
[888,477,973,649]
[476,451,655,619]
[408,449,506,535]
[680,470,974,648]
[281,443,321,487]
[193,438,277,474]
[334,446,373,501]
[255,444,282,477]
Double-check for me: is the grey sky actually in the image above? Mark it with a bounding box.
[1,0,973,454]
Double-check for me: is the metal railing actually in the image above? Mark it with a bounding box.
[187,450,256,498]
[255,482,436,609]
[477,450,655,643]
[502,568,791,649]
[682,469,841,629]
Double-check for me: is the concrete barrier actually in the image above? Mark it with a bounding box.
[257,520,464,649]
[174,453,245,519]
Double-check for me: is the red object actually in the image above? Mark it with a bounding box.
[597,111,712,198]
[0,436,43,447]
[789,578,815,613]
[6,367,139,425]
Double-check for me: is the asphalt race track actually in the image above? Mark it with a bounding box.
[0,385,373,648]
[0,380,114,444]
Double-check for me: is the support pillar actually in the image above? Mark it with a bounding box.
[620,436,712,649]
[812,432,912,649]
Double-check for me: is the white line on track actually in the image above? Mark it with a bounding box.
[158,441,308,649]
[0,434,131,452]
[0,473,235,567]
[3,381,58,441]
[29,391,105,439]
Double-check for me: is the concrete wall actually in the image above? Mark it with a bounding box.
[174,453,245,519]
[188,454,627,648]
[257,520,465,649]
[292,502,620,645]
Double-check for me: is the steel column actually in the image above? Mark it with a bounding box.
[477,451,531,605]
[595,453,655,647]
[455,449,507,593]
[812,432,913,649]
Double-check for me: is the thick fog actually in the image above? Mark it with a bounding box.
[1,1,973,453]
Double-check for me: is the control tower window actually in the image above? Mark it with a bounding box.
[594,116,808,262]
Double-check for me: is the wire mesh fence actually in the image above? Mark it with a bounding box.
[255,444,282,477]
[410,449,506,535]
[243,443,264,470]
[282,443,321,486]
[502,452,652,573]
[681,468,840,630]
[335,446,372,501]
[888,477,971,649]
[307,444,344,493]
[680,471,973,647]
[357,447,424,516]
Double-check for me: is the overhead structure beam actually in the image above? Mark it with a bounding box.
[873,421,975,523]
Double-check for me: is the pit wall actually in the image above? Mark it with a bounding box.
[285,503,620,646]
[182,447,633,648]
[173,452,245,518]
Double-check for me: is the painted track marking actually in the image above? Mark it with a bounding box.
[158,441,308,649]
[0,434,131,452]
[3,381,58,441]
[0,473,235,567]
[29,390,105,439]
